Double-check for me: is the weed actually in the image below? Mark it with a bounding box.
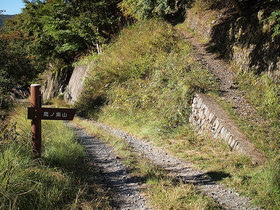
[75,17,280,208]
[78,19,217,133]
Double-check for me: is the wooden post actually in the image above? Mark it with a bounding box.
[28,85,76,157]
[30,84,42,158]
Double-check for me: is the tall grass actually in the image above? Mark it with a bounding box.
[221,69,280,208]
[0,105,109,209]
[77,19,217,137]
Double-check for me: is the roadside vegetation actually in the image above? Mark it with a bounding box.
[0,105,111,209]
[77,19,218,133]
[220,68,280,208]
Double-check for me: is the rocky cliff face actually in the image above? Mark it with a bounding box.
[64,65,89,104]
[184,9,280,73]
[40,65,89,103]
[41,69,72,101]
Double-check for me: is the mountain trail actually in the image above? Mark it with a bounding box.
[179,29,264,125]
[67,122,150,210]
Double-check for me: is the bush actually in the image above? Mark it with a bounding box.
[119,0,190,20]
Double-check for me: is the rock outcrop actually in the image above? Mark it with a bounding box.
[41,69,72,101]
[64,65,90,104]
[185,9,280,73]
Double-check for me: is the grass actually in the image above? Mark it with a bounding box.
[0,105,111,209]
[83,100,280,209]
[78,19,218,134]
[73,117,219,209]
[176,12,280,208]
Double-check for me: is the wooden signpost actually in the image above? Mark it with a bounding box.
[28,84,76,158]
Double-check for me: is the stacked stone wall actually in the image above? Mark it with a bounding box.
[189,94,267,164]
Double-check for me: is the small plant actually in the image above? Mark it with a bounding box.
[269,9,280,37]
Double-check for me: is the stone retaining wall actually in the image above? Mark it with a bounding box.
[64,65,89,104]
[189,94,267,164]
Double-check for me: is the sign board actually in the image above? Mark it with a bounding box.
[28,107,76,120]
[28,84,76,158]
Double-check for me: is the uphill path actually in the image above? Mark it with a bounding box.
[178,28,265,125]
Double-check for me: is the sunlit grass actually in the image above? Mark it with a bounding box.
[0,105,110,209]
[75,17,280,208]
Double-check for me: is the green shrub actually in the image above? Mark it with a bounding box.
[238,71,280,121]
[119,0,188,20]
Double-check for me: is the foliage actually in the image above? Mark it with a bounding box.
[268,0,280,37]
[0,15,14,28]
[270,10,280,36]
[238,71,280,122]
[0,19,40,112]
[16,0,123,69]
[119,0,190,20]
[0,0,124,98]
[0,25,40,89]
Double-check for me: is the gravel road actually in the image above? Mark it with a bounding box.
[93,121,262,210]
[68,122,150,210]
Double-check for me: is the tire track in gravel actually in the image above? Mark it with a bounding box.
[93,121,262,210]
[67,122,150,210]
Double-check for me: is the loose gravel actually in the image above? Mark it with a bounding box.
[68,122,150,210]
[94,121,262,210]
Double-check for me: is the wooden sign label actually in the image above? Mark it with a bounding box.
[28,107,76,120]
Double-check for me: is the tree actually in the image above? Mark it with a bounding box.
[17,0,124,71]
[119,0,189,20]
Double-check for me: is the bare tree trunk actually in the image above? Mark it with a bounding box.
[96,43,102,55]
